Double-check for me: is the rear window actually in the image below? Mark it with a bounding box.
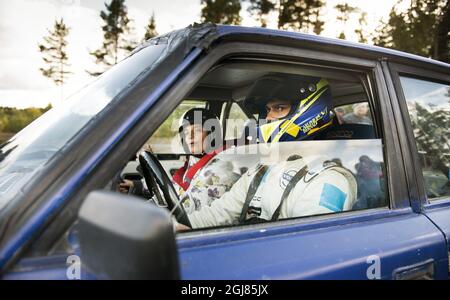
[400,76,450,200]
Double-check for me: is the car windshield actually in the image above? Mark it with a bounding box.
[0,43,167,212]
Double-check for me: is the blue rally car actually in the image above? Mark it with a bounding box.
[0,23,449,280]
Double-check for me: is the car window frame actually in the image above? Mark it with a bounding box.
[387,62,450,207]
[13,41,414,263]
[163,45,410,237]
[88,42,410,234]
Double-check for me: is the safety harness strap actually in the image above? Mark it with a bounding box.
[238,165,269,223]
[171,161,189,191]
[172,151,219,191]
[271,165,308,221]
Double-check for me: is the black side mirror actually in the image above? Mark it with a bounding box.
[78,191,180,279]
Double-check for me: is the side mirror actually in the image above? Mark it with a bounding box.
[78,191,180,279]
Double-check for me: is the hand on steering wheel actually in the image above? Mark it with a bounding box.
[118,179,134,194]
[138,151,191,228]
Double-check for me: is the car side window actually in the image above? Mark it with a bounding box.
[400,76,450,200]
[334,102,373,126]
[111,61,389,231]
[147,100,206,154]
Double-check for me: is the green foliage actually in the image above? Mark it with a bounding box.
[334,2,359,40]
[144,13,158,40]
[200,0,242,25]
[434,0,450,62]
[151,107,185,140]
[38,18,72,86]
[410,102,450,176]
[245,0,325,33]
[0,105,52,136]
[246,0,276,27]
[89,0,138,76]
[355,12,369,44]
[373,0,449,62]
[277,0,325,34]
[151,101,205,140]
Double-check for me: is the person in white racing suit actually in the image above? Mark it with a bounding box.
[176,73,357,230]
[120,108,241,213]
[172,108,241,214]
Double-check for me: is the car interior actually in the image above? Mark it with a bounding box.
[108,58,385,229]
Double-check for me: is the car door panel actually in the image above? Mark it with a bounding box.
[424,200,450,264]
[385,62,450,272]
[3,261,96,280]
[177,209,448,279]
[4,209,447,280]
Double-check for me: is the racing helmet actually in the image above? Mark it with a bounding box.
[178,108,221,154]
[243,73,334,143]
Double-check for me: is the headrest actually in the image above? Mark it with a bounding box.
[314,123,376,140]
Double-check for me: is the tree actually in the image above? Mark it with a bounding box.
[246,0,276,27]
[277,0,325,34]
[89,0,138,76]
[373,0,449,63]
[144,12,158,40]
[355,11,369,43]
[373,2,405,49]
[200,0,242,25]
[335,2,359,40]
[311,2,325,35]
[0,114,7,132]
[410,102,450,179]
[433,0,450,62]
[38,18,72,88]
[0,106,51,135]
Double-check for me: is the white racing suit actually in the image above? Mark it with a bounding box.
[187,156,357,229]
[177,156,241,214]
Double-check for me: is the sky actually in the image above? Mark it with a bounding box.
[0,0,407,109]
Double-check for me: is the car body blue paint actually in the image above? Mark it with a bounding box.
[177,208,409,250]
[4,268,70,280]
[424,199,450,248]
[0,48,203,271]
[9,208,447,280]
[2,255,69,280]
[3,259,96,280]
[3,237,92,280]
[178,212,448,279]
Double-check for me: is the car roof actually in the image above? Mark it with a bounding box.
[214,25,450,70]
[137,23,449,73]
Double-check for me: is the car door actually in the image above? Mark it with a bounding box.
[166,37,449,279]
[386,61,450,273]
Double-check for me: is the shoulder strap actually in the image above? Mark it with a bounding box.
[184,148,223,184]
[171,161,189,191]
[172,151,219,192]
[271,165,308,221]
[239,165,269,223]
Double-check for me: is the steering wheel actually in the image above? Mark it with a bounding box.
[138,151,191,228]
